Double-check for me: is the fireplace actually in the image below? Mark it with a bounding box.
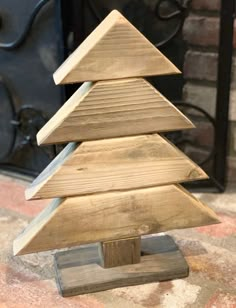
[0,0,235,191]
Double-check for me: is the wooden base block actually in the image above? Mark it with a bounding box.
[54,235,189,297]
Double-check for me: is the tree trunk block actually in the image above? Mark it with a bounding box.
[101,237,141,268]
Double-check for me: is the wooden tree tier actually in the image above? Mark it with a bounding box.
[53,10,180,84]
[25,134,207,200]
[37,78,194,145]
[14,184,219,256]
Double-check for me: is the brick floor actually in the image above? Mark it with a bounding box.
[0,174,235,307]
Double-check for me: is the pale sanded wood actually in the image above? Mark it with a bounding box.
[53,10,180,84]
[25,134,208,200]
[14,184,219,255]
[100,237,141,268]
[54,235,189,296]
[37,78,194,145]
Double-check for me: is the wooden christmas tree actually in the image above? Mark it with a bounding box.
[14,11,219,297]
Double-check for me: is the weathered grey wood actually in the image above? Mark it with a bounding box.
[53,10,180,85]
[100,237,141,268]
[37,78,194,145]
[25,134,208,200]
[54,235,189,297]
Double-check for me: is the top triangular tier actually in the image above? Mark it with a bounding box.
[53,10,180,84]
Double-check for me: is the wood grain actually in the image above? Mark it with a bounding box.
[54,235,189,296]
[26,134,208,200]
[14,184,219,255]
[53,10,180,84]
[37,78,194,145]
[100,237,141,268]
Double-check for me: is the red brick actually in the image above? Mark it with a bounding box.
[184,51,218,81]
[183,15,236,48]
[183,83,236,121]
[196,212,236,238]
[0,264,104,308]
[206,291,236,308]
[191,0,221,11]
[230,88,236,121]
[229,122,236,156]
[0,179,47,217]
[183,16,219,46]
[228,157,236,183]
[183,83,216,118]
[179,241,236,287]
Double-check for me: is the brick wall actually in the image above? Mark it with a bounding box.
[182,1,236,183]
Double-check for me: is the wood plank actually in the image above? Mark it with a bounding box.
[53,10,180,85]
[14,184,219,255]
[100,237,141,268]
[54,235,189,296]
[37,78,194,145]
[25,134,208,200]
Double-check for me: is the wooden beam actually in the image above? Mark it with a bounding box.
[100,237,141,268]
[53,10,180,84]
[37,78,194,145]
[26,134,208,200]
[14,184,219,255]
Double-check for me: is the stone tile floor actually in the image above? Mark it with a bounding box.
[0,174,235,307]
